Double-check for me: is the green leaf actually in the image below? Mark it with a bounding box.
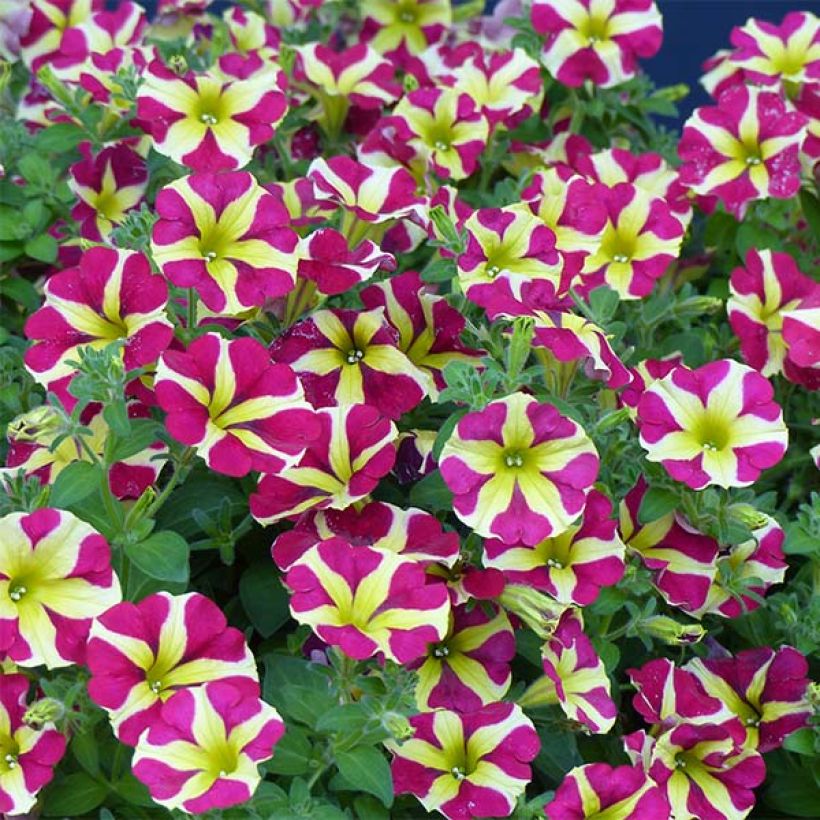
[125,530,190,584]
[24,233,58,263]
[71,729,100,775]
[50,461,103,508]
[638,486,678,524]
[334,746,394,808]
[156,472,245,538]
[799,189,820,242]
[735,222,781,259]
[263,724,314,775]
[106,419,163,463]
[239,562,291,638]
[782,727,816,756]
[316,703,372,735]
[784,523,819,557]
[352,795,391,820]
[0,242,23,262]
[762,770,820,817]
[34,122,85,153]
[42,772,107,816]
[112,771,156,807]
[408,470,453,513]
[0,276,40,310]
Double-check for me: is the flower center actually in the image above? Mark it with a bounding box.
[580,13,611,44]
[451,766,467,780]
[346,349,365,365]
[199,112,219,125]
[694,414,731,452]
[432,643,450,658]
[434,140,450,151]
[399,10,415,23]
[503,450,525,469]
[148,679,163,694]
[8,582,28,603]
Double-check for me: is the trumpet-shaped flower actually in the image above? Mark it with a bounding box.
[0,509,121,669]
[136,60,287,171]
[729,12,820,88]
[484,490,625,606]
[645,722,765,820]
[361,0,452,58]
[20,0,101,69]
[695,515,787,618]
[155,333,319,478]
[285,538,450,662]
[132,681,284,813]
[619,477,719,612]
[5,402,165,501]
[87,591,259,745]
[580,183,684,299]
[532,0,663,88]
[360,270,482,396]
[440,392,599,546]
[271,500,460,571]
[151,172,298,315]
[23,246,173,400]
[68,142,147,241]
[457,205,563,314]
[388,702,540,820]
[545,763,670,820]
[412,604,515,712]
[782,292,820,387]
[686,646,812,753]
[271,308,429,418]
[521,610,617,734]
[637,359,788,489]
[250,404,397,525]
[678,85,807,218]
[0,674,66,815]
[392,88,490,180]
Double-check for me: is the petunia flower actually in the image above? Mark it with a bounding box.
[23,246,174,402]
[271,308,430,419]
[223,6,280,57]
[250,404,397,525]
[151,172,298,315]
[154,333,320,478]
[68,142,148,241]
[619,477,719,613]
[580,183,685,300]
[391,87,490,180]
[360,0,452,58]
[678,85,807,218]
[545,762,670,820]
[643,722,765,820]
[440,392,599,546]
[411,603,515,712]
[520,610,617,734]
[729,11,820,89]
[360,270,483,397]
[457,205,563,315]
[132,681,284,813]
[0,674,66,815]
[484,489,625,606]
[694,514,787,618]
[0,508,121,669]
[20,0,101,69]
[87,591,259,746]
[136,59,287,171]
[532,0,663,88]
[284,538,451,663]
[271,500,460,571]
[782,291,820,382]
[686,646,812,753]
[636,359,788,490]
[388,702,540,820]
[729,248,819,384]
[0,0,32,61]
[5,401,166,501]
[619,355,684,414]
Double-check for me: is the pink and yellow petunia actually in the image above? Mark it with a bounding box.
[636,359,788,489]
[284,538,451,663]
[388,702,540,820]
[0,675,66,815]
[250,404,397,525]
[484,489,626,606]
[68,142,148,241]
[411,603,515,712]
[271,308,429,419]
[151,171,298,315]
[136,59,287,171]
[782,292,820,378]
[440,391,599,546]
[532,0,663,88]
[360,0,452,58]
[20,0,101,69]
[87,591,259,746]
[154,333,320,478]
[545,762,670,820]
[678,85,807,218]
[132,681,283,813]
[0,508,121,669]
[23,246,173,402]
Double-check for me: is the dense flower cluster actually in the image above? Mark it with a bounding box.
[0,0,817,817]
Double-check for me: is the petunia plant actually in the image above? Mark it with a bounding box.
[0,1,817,818]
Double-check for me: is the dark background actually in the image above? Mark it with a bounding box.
[137,0,818,123]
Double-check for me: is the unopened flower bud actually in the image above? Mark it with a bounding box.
[517,676,559,709]
[730,504,770,532]
[640,615,706,646]
[168,54,188,75]
[382,711,414,741]
[498,585,568,640]
[24,698,64,728]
